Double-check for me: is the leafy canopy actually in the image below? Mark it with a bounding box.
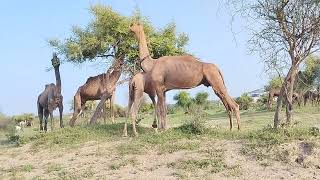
[49,5,189,76]
[174,91,192,108]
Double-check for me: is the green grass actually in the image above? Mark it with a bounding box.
[2,106,319,156]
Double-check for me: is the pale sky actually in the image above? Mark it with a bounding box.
[0,0,267,115]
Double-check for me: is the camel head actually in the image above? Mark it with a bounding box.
[51,52,60,68]
[129,22,143,37]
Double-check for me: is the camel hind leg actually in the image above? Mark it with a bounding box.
[69,90,84,127]
[204,65,240,130]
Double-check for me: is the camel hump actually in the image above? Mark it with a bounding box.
[45,83,55,89]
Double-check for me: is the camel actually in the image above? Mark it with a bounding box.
[37,53,64,131]
[69,57,123,127]
[267,88,300,108]
[303,90,319,106]
[123,72,157,136]
[129,22,240,135]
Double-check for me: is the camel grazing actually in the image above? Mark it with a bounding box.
[129,22,240,135]
[123,72,157,136]
[69,57,123,127]
[267,88,300,108]
[37,53,64,131]
[303,90,319,106]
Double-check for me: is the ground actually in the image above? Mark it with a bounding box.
[0,106,320,179]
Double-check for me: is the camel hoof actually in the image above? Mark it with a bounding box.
[122,133,128,137]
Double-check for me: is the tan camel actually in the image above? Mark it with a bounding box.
[69,57,123,127]
[123,72,157,136]
[267,88,300,108]
[130,22,240,135]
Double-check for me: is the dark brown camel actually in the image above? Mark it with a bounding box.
[69,57,124,127]
[123,72,157,136]
[267,88,300,108]
[130,22,240,135]
[303,90,319,106]
[37,53,63,131]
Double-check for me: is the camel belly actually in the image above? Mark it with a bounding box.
[164,63,203,90]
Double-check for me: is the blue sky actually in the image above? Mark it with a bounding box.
[0,0,267,116]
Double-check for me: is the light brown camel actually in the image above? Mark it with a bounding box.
[123,72,157,136]
[267,88,300,108]
[130,22,240,135]
[69,57,123,127]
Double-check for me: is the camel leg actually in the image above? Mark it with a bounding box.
[216,93,233,130]
[103,101,107,124]
[130,90,143,136]
[123,96,133,137]
[156,87,166,130]
[110,93,115,123]
[204,67,240,130]
[38,104,44,131]
[69,92,83,127]
[50,112,54,131]
[59,104,64,128]
[149,95,158,129]
[44,109,49,132]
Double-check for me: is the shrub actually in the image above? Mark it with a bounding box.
[235,93,253,110]
[183,104,207,134]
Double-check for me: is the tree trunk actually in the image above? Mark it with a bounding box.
[90,93,112,124]
[285,68,298,126]
[274,63,299,129]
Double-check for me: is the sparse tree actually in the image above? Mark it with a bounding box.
[225,0,320,128]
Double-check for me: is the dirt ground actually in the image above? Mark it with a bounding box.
[0,138,319,180]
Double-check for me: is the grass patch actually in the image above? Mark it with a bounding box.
[116,142,146,155]
[109,158,138,170]
[46,163,63,173]
[21,164,34,172]
[159,140,200,154]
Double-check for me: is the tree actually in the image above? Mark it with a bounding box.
[225,0,320,128]
[235,93,253,110]
[49,5,188,76]
[174,91,192,108]
[194,92,209,105]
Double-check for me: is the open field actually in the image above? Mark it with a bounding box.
[0,106,320,179]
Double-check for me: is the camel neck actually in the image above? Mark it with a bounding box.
[137,29,154,72]
[54,67,61,94]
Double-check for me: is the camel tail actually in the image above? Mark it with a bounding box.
[127,80,135,117]
[217,68,226,87]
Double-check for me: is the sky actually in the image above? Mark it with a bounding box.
[0,0,267,116]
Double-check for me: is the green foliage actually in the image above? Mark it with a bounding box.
[194,92,209,106]
[235,93,253,110]
[265,77,283,91]
[296,55,320,91]
[49,5,189,75]
[12,113,34,123]
[174,91,192,109]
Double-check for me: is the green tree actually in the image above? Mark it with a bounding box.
[49,5,189,76]
[174,91,192,108]
[291,55,320,94]
[235,93,253,110]
[194,92,209,105]
[265,77,284,91]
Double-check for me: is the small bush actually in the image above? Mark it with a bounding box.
[183,104,207,134]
